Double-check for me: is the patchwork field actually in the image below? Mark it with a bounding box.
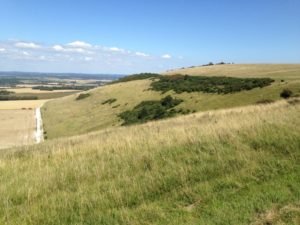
[0,109,36,149]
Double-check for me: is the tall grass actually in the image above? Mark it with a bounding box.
[1,99,300,224]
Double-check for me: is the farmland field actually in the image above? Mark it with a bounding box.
[0,109,36,149]
[0,99,48,110]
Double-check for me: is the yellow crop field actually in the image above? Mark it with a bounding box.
[0,109,36,149]
[0,99,49,110]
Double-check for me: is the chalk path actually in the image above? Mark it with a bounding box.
[35,107,44,144]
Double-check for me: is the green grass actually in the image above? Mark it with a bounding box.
[0,100,300,224]
[42,64,300,139]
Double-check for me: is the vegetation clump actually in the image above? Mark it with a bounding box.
[102,98,117,105]
[33,85,95,91]
[280,89,293,99]
[0,90,14,95]
[119,95,183,125]
[111,73,160,84]
[0,95,38,101]
[76,93,91,100]
[151,75,274,94]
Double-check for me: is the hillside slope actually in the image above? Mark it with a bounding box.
[1,99,300,224]
[42,64,300,139]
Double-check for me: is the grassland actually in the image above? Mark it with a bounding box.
[0,109,36,149]
[165,64,300,80]
[0,99,299,224]
[42,64,300,139]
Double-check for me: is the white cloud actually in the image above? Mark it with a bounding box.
[0,39,176,73]
[109,47,125,53]
[162,54,171,59]
[67,41,92,48]
[53,44,90,54]
[53,45,64,51]
[135,52,149,57]
[84,56,93,61]
[15,42,40,49]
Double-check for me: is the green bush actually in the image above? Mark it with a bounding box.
[0,90,14,95]
[280,89,293,99]
[76,93,91,100]
[119,95,183,125]
[0,95,38,101]
[102,98,117,105]
[151,75,274,94]
[111,73,160,84]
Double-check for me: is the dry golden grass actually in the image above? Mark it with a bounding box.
[165,64,300,80]
[0,109,36,149]
[0,99,49,110]
[0,98,299,224]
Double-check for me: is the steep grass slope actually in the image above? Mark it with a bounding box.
[42,64,300,139]
[1,99,300,224]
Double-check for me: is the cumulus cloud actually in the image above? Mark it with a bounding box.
[0,39,178,73]
[135,52,148,57]
[67,41,92,48]
[109,47,125,53]
[84,56,93,61]
[53,45,64,51]
[162,54,171,59]
[15,42,40,49]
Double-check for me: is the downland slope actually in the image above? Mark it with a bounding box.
[1,98,300,224]
[42,64,300,139]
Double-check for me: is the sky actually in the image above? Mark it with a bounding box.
[0,0,299,74]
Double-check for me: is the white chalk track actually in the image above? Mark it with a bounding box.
[35,107,44,143]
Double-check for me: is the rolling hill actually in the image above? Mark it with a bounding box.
[1,98,300,224]
[1,64,300,224]
[42,64,300,139]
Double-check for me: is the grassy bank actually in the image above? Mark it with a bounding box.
[42,64,300,139]
[1,99,300,224]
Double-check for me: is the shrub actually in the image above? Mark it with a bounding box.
[0,95,38,101]
[102,98,117,105]
[0,90,14,95]
[151,75,274,94]
[111,73,160,84]
[280,89,293,99]
[76,93,91,100]
[119,95,183,125]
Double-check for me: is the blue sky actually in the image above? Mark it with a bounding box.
[0,0,299,74]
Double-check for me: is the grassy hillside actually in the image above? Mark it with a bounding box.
[165,64,300,80]
[42,64,300,139]
[1,99,300,224]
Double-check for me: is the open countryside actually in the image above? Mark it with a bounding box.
[0,0,300,224]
